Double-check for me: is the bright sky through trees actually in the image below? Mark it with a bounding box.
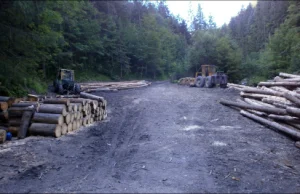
[166,1,256,27]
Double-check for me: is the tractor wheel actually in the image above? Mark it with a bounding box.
[195,76,205,88]
[220,83,227,88]
[74,84,81,94]
[205,76,214,88]
[58,84,64,95]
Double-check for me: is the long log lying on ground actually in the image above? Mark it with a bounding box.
[268,114,300,123]
[56,95,80,98]
[240,92,273,100]
[283,93,300,106]
[43,98,70,106]
[279,72,300,78]
[220,99,287,115]
[38,104,67,116]
[80,92,104,102]
[29,123,62,138]
[11,102,39,108]
[32,113,64,125]
[258,82,300,87]
[8,106,35,117]
[244,98,275,108]
[284,78,300,82]
[242,88,284,97]
[240,110,300,140]
[286,107,300,117]
[18,107,35,139]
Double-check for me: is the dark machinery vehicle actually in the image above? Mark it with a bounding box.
[193,64,227,88]
[53,69,81,94]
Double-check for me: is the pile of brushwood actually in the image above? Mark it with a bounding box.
[223,72,300,148]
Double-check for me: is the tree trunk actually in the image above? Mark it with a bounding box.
[67,123,72,132]
[11,102,39,108]
[29,123,62,138]
[220,99,287,115]
[9,118,22,126]
[283,93,300,106]
[287,107,300,117]
[18,108,34,139]
[61,123,67,135]
[268,114,300,123]
[258,82,300,87]
[240,110,300,140]
[279,72,300,78]
[32,112,64,125]
[0,129,6,144]
[64,113,71,124]
[38,104,67,116]
[43,98,70,106]
[69,98,88,105]
[80,92,104,102]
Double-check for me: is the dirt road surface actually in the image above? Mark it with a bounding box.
[1,82,300,193]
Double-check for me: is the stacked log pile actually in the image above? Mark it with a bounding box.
[8,102,39,138]
[79,80,151,92]
[29,92,107,138]
[178,77,195,86]
[223,72,300,146]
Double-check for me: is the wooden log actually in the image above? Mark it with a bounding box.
[0,129,6,144]
[72,121,78,131]
[284,78,300,82]
[64,113,71,124]
[262,97,294,106]
[220,99,287,115]
[11,102,39,108]
[70,113,74,122]
[287,107,300,117]
[258,82,300,87]
[279,72,300,78]
[29,123,61,138]
[61,123,67,135]
[268,114,300,123]
[283,93,300,106]
[240,110,300,140]
[69,98,87,105]
[86,88,118,92]
[18,108,34,139]
[9,118,21,126]
[8,126,18,136]
[295,141,300,149]
[244,98,275,108]
[70,103,78,112]
[8,106,35,118]
[32,113,64,125]
[274,76,285,82]
[240,92,272,100]
[43,98,70,106]
[0,111,9,121]
[77,120,81,128]
[56,95,80,98]
[242,88,284,97]
[0,102,8,111]
[0,96,11,102]
[38,104,67,116]
[80,92,104,102]
[67,123,72,132]
[27,94,40,102]
[82,118,88,126]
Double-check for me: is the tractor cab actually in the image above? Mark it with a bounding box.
[53,69,80,94]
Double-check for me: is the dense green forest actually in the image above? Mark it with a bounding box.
[0,1,299,96]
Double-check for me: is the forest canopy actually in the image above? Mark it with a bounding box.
[0,1,299,96]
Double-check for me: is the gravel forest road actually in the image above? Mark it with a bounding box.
[0,82,300,193]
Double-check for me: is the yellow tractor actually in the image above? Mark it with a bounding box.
[192,64,227,88]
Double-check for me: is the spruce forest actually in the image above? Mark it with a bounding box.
[0,1,299,96]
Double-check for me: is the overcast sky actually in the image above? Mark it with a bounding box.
[166,1,256,27]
